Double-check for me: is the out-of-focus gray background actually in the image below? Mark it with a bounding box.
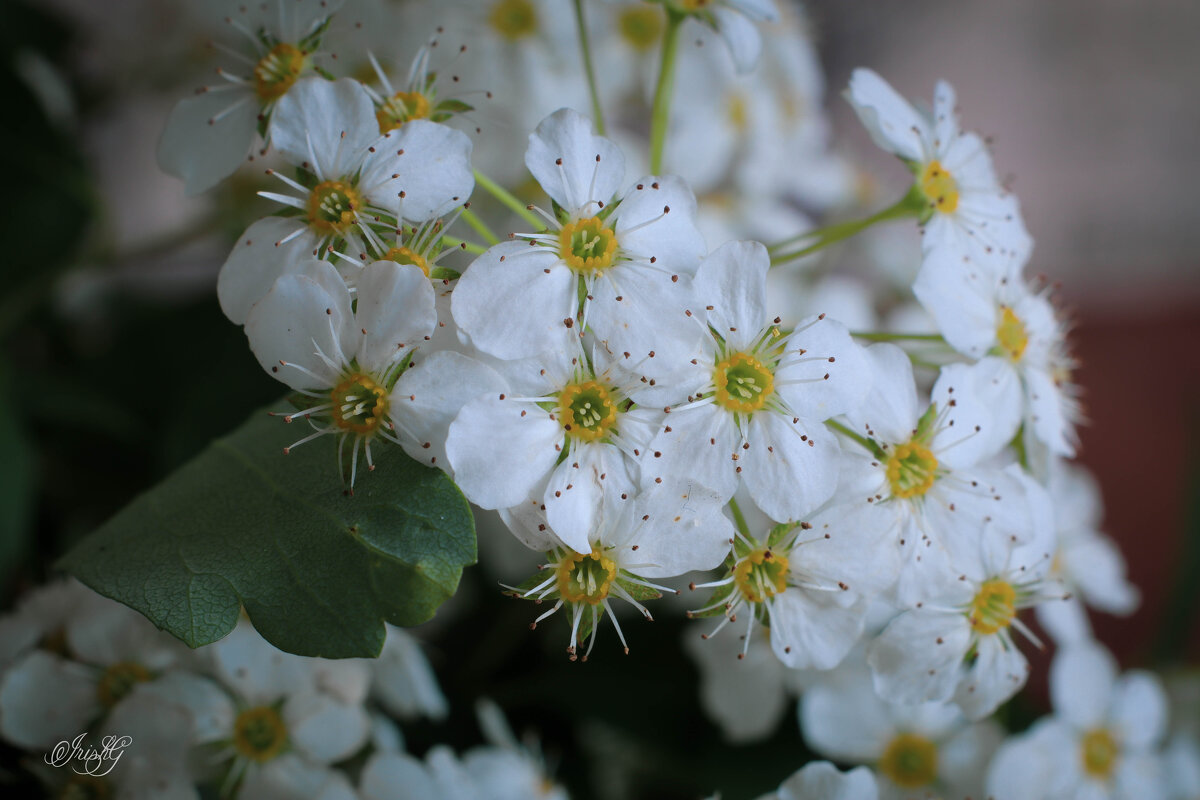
[807,0,1200,310]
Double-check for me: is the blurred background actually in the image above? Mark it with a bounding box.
[0,0,1196,797]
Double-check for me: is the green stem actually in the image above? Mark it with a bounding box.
[572,0,606,135]
[849,331,946,343]
[826,419,885,460]
[727,497,752,539]
[473,169,543,230]
[460,206,499,246]
[648,10,684,174]
[440,236,488,255]
[767,184,925,266]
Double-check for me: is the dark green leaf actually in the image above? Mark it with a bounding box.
[58,405,476,658]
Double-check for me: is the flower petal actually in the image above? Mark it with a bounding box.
[525,108,624,213]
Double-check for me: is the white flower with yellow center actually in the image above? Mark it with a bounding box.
[801,661,1003,800]
[452,108,707,366]
[157,0,344,195]
[190,619,368,800]
[914,251,1081,456]
[866,496,1066,721]
[0,591,188,751]
[363,45,478,136]
[845,68,1032,282]
[828,343,1042,606]
[445,342,667,554]
[504,480,732,659]
[986,642,1169,800]
[245,259,496,486]
[688,511,896,670]
[217,76,474,325]
[642,240,871,523]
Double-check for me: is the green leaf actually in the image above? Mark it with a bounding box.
[58,405,476,658]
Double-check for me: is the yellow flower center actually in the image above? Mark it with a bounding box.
[879,733,939,789]
[330,373,388,435]
[254,43,307,102]
[558,217,618,274]
[556,548,617,605]
[996,306,1029,362]
[1081,728,1120,779]
[382,245,430,276]
[307,180,363,235]
[727,93,749,133]
[617,5,663,50]
[968,579,1017,634]
[376,90,431,133]
[886,441,939,499]
[489,0,538,39]
[95,661,151,709]
[712,352,775,414]
[919,159,959,214]
[557,381,618,443]
[233,706,288,763]
[733,548,790,604]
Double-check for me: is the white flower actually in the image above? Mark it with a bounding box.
[845,68,1031,281]
[0,577,92,671]
[370,625,448,722]
[157,0,344,195]
[801,661,1002,800]
[198,619,370,799]
[642,240,872,523]
[360,702,568,800]
[0,592,188,750]
[245,259,496,485]
[986,642,1169,800]
[504,479,734,658]
[866,492,1065,720]
[914,255,1081,457]
[828,343,1038,606]
[666,0,780,75]
[1037,459,1138,644]
[452,108,706,364]
[218,76,474,325]
[445,341,663,553]
[683,621,800,743]
[688,508,896,670]
[755,761,879,800]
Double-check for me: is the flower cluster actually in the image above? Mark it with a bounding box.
[35,0,1190,797]
[0,580,564,799]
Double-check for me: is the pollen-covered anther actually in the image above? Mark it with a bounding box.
[558,216,618,275]
[557,380,618,442]
[382,245,430,277]
[556,548,617,605]
[968,579,1018,634]
[712,352,775,413]
[376,90,432,133]
[307,180,363,234]
[232,706,289,763]
[329,373,388,435]
[919,159,959,214]
[1081,728,1120,779]
[996,306,1029,362]
[733,548,789,604]
[253,42,307,101]
[879,732,939,789]
[886,440,939,499]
